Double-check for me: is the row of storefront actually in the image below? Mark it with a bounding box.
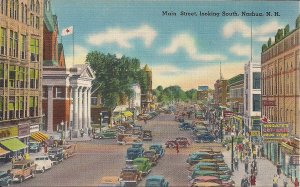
[0,124,48,161]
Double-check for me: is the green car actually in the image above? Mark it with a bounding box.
[132,157,151,176]
[192,162,219,172]
[146,175,169,187]
[189,170,219,180]
[94,130,117,139]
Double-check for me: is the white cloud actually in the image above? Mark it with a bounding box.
[161,33,226,62]
[152,62,245,90]
[223,19,282,42]
[65,45,88,68]
[229,44,251,57]
[87,25,157,48]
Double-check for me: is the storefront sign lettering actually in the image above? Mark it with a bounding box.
[0,126,18,139]
[290,155,300,165]
[18,124,30,137]
[262,123,290,141]
[30,125,40,133]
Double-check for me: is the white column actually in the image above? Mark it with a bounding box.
[72,87,79,132]
[47,86,53,133]
[78,87,83,130]
[82,87,88,131]
[87,88,91,128]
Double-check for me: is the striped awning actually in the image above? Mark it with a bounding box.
[0,147,9,156]
[30,132,49,142]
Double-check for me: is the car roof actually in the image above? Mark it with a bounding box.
[146,175,164,180]
[133,157,147,161]
[13,160,33,165]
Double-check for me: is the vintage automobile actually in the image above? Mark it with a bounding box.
[218,165,231,175]
[186,152,213,165]
[165,137,191,148]
[61,144,77,159]
[179,122,194,131]
[117,134,142,145]
[149,144,165,158]
[132,157,151,176]
[191,182,222,187]
[94,129,117,139]
[116,126,126,134]
[145,175,169,187]
[98,176,124,187]
[189,176,221,186]
[126,147,144,161]
[33,155,53,173]
[142,130,153,141]
[194,134,215,143]
[48,147,64,163]
[29,141,41,153]
[0,171,12,186]
[190,162,219,172]
[119,166,142,185]
[11,160,36,183]
[132,126,143,137]
[143,150,159,166]
[188,170,219,180]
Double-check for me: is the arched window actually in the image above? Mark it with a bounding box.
[30,0,34,11]
[15,0,18,20]
[21,2,23,22]
[35,0,39,14]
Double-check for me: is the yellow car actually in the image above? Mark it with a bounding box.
[98,176,123,187]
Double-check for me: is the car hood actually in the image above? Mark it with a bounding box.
[11,169,22,176]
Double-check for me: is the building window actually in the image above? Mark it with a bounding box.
[14,0,18,20]
[9,65,15,88]
[245,74,248,89]
[55,87,63,98]
[19,66,24,88]
[9,96,15,119]
[35,0,39,14]
[30,13,34,26]
[21,2,24,22]
[19,96,24,118]
[30,38,39,61]
[0,27,7,55]
[9,0,14,18]
[29,96,34,117]
[253,72,260,89]
[35,16,39,29]
[29,68,35,88]
[42,87,48,98]
[30,0,34,11]
[24,5,27,24]
[253,94,261,112]
[91,97,97,105]
[9,31,18,57]
[0,64,3,87]
[21,34,26,59]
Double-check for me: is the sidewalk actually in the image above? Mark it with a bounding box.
[222,150,294,187]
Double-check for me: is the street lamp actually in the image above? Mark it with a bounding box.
[99,112,102,132]
[231,132,235,172]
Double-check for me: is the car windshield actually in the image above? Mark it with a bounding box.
[133,160,144,165]
[144,152,154,157]
[12,165,23,169]
[49,150,57,154]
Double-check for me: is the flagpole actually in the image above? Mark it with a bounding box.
[73,26,74,67]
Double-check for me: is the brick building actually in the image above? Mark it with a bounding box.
[213,79,228,107]
[261,16,300,180]
[0,0,44,158]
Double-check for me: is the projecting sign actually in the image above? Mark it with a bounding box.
[262,123,290,140]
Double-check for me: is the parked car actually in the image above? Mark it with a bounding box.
[179,122,194,130]
[143,150,158,166]
[194,134,215,143]
[98,176,124,187]
[0,171,12,186]
[117,126,126,134]
[191,162,219,173]
[94,129,117,139]
[165,137,191,148]
[149,144,165,158]
[145,175,169,187]
[189,176,221,186]
[191,181,222,187]
[119,166,142,185]
[132,158,151,176]
[188,170,219,180]
[48,147,64,163]
[117,134,142,145]
[132,126,143,137]
[126,147,143,161]
[186,152,213,165]
[142,130,152,141]
[29,141,41,153]
[11,160,36,183]
[61,144,77,159]
[33,155,53,173]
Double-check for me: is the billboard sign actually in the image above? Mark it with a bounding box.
[223,111,233,119]
[262,123,290,140]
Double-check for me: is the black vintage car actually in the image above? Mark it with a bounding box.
[142,130,152,141]
[48,147,64,163]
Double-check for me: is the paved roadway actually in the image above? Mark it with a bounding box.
[13,113,224,187]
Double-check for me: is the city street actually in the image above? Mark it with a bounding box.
[12,113,224,187]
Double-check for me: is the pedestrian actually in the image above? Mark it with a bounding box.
[273,174,279,187]
[175,141,179,154]
[44,143,48,153]
[17,154,22,161]
[241,175,249,187]
[240,151,243,162]
[244,157,249,174]
[80,128,84,138]
[234,156,239,171]
[295,178,299,187]
[11,156,15,164]
[253,148,257,160]
[250,174,256,186]
[88,128,91,137]
[277,164,281,178]
[283,176,288,187]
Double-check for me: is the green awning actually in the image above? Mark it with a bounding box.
[0,138,28,152]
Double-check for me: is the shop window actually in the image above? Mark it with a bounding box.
[0,27,7,55]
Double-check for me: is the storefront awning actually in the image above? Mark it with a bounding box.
[122,111,133,117]
[0,147,9,156]
[30,132,48,142]
[0,138,28,152]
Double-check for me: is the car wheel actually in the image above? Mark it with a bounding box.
[42,167,45,173]
[20,177,24,183]
[7,180,11,186]
[31,171,35,178]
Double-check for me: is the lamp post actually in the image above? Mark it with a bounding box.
[231,132,235,172]
[99,112,102,132]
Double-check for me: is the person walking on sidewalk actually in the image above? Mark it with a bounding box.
[244,157,249,174]
[295,178,299,187]
[234,156,239,171]
[250,174,256,186]
[273,174,279,187]
[283,176,288,187]
[241,175,249,187]
[175,141,179,154]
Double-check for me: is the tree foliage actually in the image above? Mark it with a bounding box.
[86,51,148,112]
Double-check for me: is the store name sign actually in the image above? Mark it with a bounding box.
[262,123,290,139]
[290,155,300,165]
[263,100,276,106]
[0,126,18,139]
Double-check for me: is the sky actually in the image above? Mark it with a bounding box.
[51,0,299,90]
